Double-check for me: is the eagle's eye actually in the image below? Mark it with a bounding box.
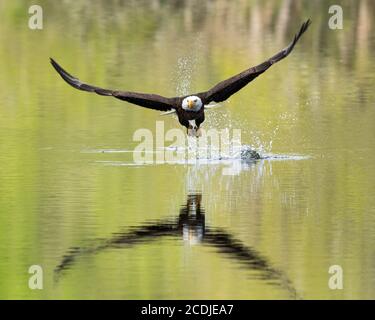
[194,99,197,102]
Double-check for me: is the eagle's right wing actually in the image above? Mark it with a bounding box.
[50,58,176,111]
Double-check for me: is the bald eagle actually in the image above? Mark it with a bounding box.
[50,19,310,137]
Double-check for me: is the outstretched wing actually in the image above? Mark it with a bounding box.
[198,19,311,104]
[50,58,176,111]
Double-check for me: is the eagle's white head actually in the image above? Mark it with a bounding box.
[182,96,203,112]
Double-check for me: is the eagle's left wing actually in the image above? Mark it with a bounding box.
[197,19,311,104]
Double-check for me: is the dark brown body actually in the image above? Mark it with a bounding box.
[175,106,205,129]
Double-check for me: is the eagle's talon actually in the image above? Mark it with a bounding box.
[187,128,195,137]
[196,128,202,137]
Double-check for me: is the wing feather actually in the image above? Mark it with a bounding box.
[50,58,176,111]
[198,19,311,104]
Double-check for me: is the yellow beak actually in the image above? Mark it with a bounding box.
[188,100,194,109]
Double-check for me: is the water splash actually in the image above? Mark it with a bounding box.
[174,56,196,96]
[173,34,204,96]
[89,143,309,167]
[248,125,279,154]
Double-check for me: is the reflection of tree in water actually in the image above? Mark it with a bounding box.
[55,193,300,299]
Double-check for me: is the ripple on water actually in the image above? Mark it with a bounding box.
[83,145,310,167]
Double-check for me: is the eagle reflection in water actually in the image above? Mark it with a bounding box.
[55,193,299,299]
[179,193,204,244]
